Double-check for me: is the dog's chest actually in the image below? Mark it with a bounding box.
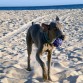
[42,44,54,52]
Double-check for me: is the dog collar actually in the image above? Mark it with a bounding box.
[43,32,51,44]
[43,32,63,47]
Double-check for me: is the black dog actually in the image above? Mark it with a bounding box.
[26,16,65,81]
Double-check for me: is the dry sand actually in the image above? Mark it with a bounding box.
[0,9,83,83]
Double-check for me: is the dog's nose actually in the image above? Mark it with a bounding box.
[59,35,65,40]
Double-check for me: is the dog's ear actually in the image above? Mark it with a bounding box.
[41,23,50,31]
[56,16,59,21]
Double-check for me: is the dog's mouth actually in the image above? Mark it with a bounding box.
[52,38,62,47]
[59,35,65,40]
[52,35,65,47]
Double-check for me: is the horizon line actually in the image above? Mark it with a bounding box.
[0,3,83,7]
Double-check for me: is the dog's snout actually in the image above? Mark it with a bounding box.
[59,35,65,40]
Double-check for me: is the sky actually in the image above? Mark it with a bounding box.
[0,0,83,7]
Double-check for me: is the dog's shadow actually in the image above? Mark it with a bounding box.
[24,69,44,83]
[35,77,44,82]
[25,76,44,83]
[24,70,34,83]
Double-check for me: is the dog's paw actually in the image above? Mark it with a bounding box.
[48,77,52,81]
[43,74,48,81]
[26,68,32,71]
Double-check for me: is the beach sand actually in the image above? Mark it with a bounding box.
[0,9,83,83]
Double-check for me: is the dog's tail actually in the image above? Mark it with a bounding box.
[32,22,34,25]
[56,16,59,21]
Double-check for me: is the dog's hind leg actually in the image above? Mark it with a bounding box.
[36,46,48,81]
[47,50,52,81]
[26,31,32,71]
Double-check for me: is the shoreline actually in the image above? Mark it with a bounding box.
[0,4,83,10]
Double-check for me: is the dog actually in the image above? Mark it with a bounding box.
[26,16,65,81]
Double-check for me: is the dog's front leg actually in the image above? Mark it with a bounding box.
[47,50,52,81]
[36,47,48,81]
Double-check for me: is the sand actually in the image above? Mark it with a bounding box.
[0,9,83,83]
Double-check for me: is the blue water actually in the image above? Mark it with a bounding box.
[0,4,83,10]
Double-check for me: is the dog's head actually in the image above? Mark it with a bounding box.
[42,16,65,42]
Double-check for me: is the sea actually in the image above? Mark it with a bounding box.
[0,4,83,10]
